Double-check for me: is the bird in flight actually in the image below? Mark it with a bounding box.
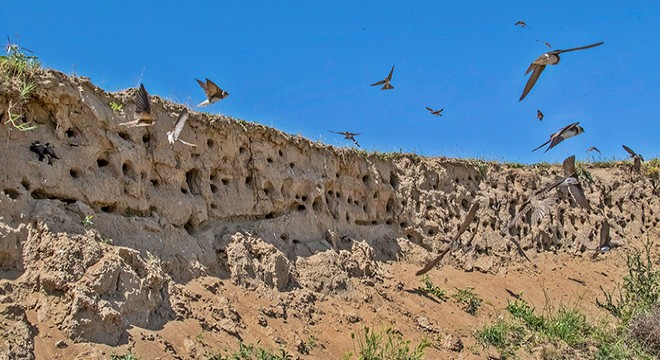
[330,131,361,147]
[370,64,395,90]
[536,39,552,49]
[196,78,229,107]
[425,106,444,116]
[592,220,612,259]
[519,42,604,101]
[536,109,544,121]
[622,145,644,173]
[167,109,196,147]
[532,122,584,153]
[416,201,480,276]
[509,155,589,228]
[587,146,601,155]
[30,141,60,165]
[514,20,530,28]
[119,84,155,127]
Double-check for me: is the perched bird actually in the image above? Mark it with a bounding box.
[330,131,361,147]
[519,42,604,101]
[167,109,196,147]
[514,20,530,28]
[561,155,592,211]
[587,146,601,155]
[370,64,395,90]
[30,141,60,165]
[416,202,479,276]
[532,122,584,153]
[425,106,444,116]
[509,156,587,228]
[196,78,229,107]
[622,145,644,174]
[536,109,544,121]
[119,84,155,127]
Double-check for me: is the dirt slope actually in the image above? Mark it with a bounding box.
[0,69,658,359]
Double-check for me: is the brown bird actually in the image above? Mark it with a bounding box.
[591,220,612,259]
[196,78,229,107]
[587,146,601,155]
[519,42,604,101]
[119,84,156,127]
[416,202,479,276]
[370,64,395,90]
[514,20,530,28]
[536,109,544,121]
[622,145,644,174]
[532,122,584,152]
[330,131,361,147]
[536,39,552,49]
[167,109,196,147]
[425,106,444,116]
[509,156,587,228]
[561,155,592,211]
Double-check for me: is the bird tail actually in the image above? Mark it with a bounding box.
[197,99,210,107]
[531,139,550,152]
[382,83,394,90]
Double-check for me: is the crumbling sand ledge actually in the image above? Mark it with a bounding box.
[0,69,658,359]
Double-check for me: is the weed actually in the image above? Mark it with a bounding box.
[467,158,488,177]
[643,158,660,179]
[82,214,94,228]
[418,275,448,301]
[507,299,544,331]
[346,326,429,360]
[203,340,292,360]
[504,161,525,168]
[110,353,139,360]
[475,319,525,358]
[453,287,482,315]
[298,335,318,355]
[1,38,40,131]
[109,101,123,112]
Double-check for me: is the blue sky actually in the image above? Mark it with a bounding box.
[3,1,658,163]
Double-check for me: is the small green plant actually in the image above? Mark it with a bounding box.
[297,335,318,355]
[203,341,293,360]
[643,158,660,179]
[467,158,488,177]
[110,353,139,360]
[475,319,526,358]
[345,326,429,360]
[453,287,482,315]
[418,274,448,301]
[82,214,94,228]
[1,38,39,131]
[504,161,525,168]
[109,101,123,112]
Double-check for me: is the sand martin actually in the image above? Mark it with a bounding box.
[330,131,361,147]
[561,155,592,211]
[537,109,544,121]
[532,122,584,153]
[370,64,395,90]
[622,145,644,174]
[119,84,155,127]
[591,220,612,259]
[535,39,552,49]
[167,109,196,147]
[514,20,530,28]
[425,106,444,116]
[519,42,604,101]
[196,78,229,107]
[416,201,479,276]
[30,141,60,165]
[587,146,601,155]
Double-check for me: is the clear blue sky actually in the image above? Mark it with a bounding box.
[4,1,658,163]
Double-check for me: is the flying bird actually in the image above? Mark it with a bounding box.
[561,155,592,211]
[370,64,395,90]
[514,20,530,28]
[167,109,196,147]
[330,131,361,147]
[587,146,601,155]
[509,156,587,228]
[519,42,604,101]
[119,84,155,127]
[532,122,584,153]
[425,106,444,116]
[536,109,544,121]
[535,39,552,49]
[592,220,612,259]
[622,145,644,173]
[30,141,60,165]
[196,78,229,107]
[416,202,479,276]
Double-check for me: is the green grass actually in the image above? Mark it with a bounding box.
[1,39,40,131]
[203,341,293,360]
[109,101,123,112]
[418,275,448,301]
[110,353,139,360]
[343,326,429,360]
[453,287,482,315]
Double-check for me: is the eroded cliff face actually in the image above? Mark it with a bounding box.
[0,69,658,359]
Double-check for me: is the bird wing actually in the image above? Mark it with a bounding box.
[622,145,637,157]
[385,64,395,80]
[196,78,208,92]
[568,184,592,211]
[532,137,551,152]
[519,64,546,101]
[135,84,151,114]
[562,155,577,177]
[530,194,558,224]
[171,109,189,141]
[425,106,434,112]
[556,42,604,54]
[599,220,610,249]
[370,79,386,86]
[451,202,480,243]
[329,131,345,135]
[205,78,225,98]
[415,247,451,276]
[508,199,531,228]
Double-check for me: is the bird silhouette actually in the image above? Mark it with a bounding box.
[532,122,584,153]
[514,20,530,28]
[425,106,444,116]
[30,141,60,165]
[622,145,644,174]
[196,78,229,107]
[119,84,155,127]
[370,64,395,90]
[330,131,361,147]
[519,42,604,101]
[537,109,544,121]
